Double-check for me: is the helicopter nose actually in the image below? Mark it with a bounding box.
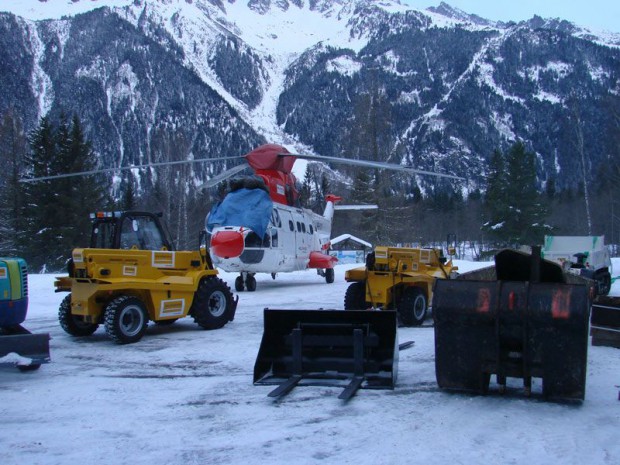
[211,230,244,258]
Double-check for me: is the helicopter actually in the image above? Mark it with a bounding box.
[21,143,462,291]
[206,144,344,291]
[203,144,462,291]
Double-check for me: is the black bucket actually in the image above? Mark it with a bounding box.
[254,309,398,400]
[433,249,590,402]
[590,296,620,348]
[0,324,51,369]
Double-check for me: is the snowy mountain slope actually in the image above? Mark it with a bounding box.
[1,0,619,195]
[111,0,428,150]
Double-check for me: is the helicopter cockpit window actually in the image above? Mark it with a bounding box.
[245,232,262,248]
[270,228,278,247]
[271,209,282,228]
[244,230,273,248]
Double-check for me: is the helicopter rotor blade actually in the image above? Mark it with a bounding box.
[19,155,242,183]
[198,163,250,189]
[285,153,464,181]
[335,204,379,210]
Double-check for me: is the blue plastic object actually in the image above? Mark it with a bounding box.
[206,188,273,239]
[0,258,29,327]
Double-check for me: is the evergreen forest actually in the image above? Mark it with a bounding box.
[2,110,620,272]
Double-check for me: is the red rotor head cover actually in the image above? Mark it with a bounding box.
[244,144,295,173]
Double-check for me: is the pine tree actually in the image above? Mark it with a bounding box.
[340,67,394,245]
[120,173,136,211]
[22,115,109,271]
[0,110,27,256]
[545,177,556,199]
[53,114,77,262]
[59,115,109,251]
[350,169,378,243]
[503,141,550,245]
[300,167,312,209]
[21,116,59,271]
[481,149,508,244]
[317,173,329,208]
[482,143,550,247]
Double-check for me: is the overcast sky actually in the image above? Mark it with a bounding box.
[406,0,620,33]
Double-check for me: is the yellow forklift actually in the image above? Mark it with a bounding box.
[55,211,237,344]
[343,245,458,326]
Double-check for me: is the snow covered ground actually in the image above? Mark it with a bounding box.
[1,260,619,465]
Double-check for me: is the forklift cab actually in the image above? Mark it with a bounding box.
[90,211,174,251]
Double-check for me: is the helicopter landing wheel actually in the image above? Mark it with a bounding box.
[245,274,257,292]
[235,276,244,292]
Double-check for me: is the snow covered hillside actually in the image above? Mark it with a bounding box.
[1,0,619,194]
[1,261,619,465]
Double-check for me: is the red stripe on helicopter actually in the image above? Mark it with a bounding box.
[308,251,338,269]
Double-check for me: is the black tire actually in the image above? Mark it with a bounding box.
[104,295,148,344]
[603,273,612,295]
[597,271,612,296]
[344,281,367,310]
[325,268,335,284]
[17,363,41,372]
[235,276,244,292]
[190,277,234,330]
[398,287,427,327]
[246,275,257,292]
[58,294,99,337]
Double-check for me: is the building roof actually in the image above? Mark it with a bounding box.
[330,234,372,248]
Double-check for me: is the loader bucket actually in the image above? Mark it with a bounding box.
[590,296,620,348]
[0,324,51,369]
[433,249,590,402]
[254,309,398,400]
[494,248,566,283]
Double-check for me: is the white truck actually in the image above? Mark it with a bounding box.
[541,235,613,295]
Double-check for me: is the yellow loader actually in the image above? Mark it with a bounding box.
[343,245,457,326]
[55,211,237,344]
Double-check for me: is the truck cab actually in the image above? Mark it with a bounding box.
[542,235,612,296]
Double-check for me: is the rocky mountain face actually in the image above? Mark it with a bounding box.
[1,0,619,197]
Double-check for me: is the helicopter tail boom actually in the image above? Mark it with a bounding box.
[322,194,342,221]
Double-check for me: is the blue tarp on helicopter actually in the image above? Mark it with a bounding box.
[206,188,273,239]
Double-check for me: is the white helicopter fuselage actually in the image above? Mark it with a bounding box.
[210,201,335,275]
